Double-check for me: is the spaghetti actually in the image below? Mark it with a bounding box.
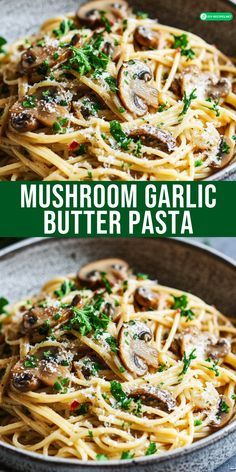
[0,0,235,181]
[0,257,235,461]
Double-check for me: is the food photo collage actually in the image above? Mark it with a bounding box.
[0,0,236,471]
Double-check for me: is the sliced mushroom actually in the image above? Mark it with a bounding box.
[20,44,71,83]
[134,287,159,311]
[117,60,159,116]
[11,347,72,392]
[180,327,231,362]
[77,0,128,27]
[209,136,235,170]
[211,395,234,429]
[20,305,72,341]
[129,125,176,153]
[174,66,232,101]
[77,258,128,289]
[102,41,121,62]
[134,26,159,50]
[9,93,69,133]
[128,385,176,412]
[74,354,104,379]
[118,321,158,376]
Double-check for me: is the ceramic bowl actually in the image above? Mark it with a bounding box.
[0,237,236,471]
[0,0,235,180]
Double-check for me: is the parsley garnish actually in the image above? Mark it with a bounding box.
[65,295,109,337]
[106,335,118,353]
[158,103,167,112]
[121,451,135,459]
[205,357,220,377]
[53,116,69,134]
[195,159,203,167]
[110,380,131,410]
[136,11,149,19]
[100,10,112,33]
[0,297,8,314]
[105,75,118,92]
[172,34,195,60]
[96,454,108,461]
[53,19,75,38]
[136,272,149,280]
[0,37,7,54]
[179,89,197,116]
[22,96,36,108]
[77,403,89,415]
[219,400,230,414]
[194,419,202,426]
[100,272,112,293]
[53,376,69,393]
[172,294,195,321]
[110,120,131,150]
[219,139,230,155]
[64,34,109,76]
[205,98,220,117]
[180,349,197,377]
[54,279,76,298]
[24,355,38,368]
[145,442,157,456]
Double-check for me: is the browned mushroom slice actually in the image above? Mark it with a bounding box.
[20,44,71,82]
[20,305,72,341]
[128,385,176,412]
[118,321,158,376]
[77,0,128,27]
[117,60,159,116]
[77,258,129,289]
[11,347,71,392]
[9,96,69,133]
[211,396,234,429]
[209,137,235,170]
[134,26,159,50]
[11,362,40,392]
[134,287,159,311]
[177,66,231,101]
[207,338,230,361]
[129,125,176,153]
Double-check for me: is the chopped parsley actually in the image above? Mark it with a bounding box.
[110,120,131,150]
[172,34,195,60]
[64,34,109,76]
[205,358,220,377]
[121,451,135,459]
[134,139,142,157]
[105,75,118,92]
[0,37,7,54]
[145,442,157,456]
[110,380,131,410]
[24,355,38,368]
[22,95,36,108]
[88,430,93,437]
[77,403,89,415]
[205,98,220,117]
[100,272,112,294]
[0,297,8,314]
[96,454,108,461]
[172,294,195,321]
[219,139,230,155]
[179,89,197,116]
[53,19,75,38]
[54,279,76,298]
[180,349,197,377]
[53,376,69,393]
[118,106,125,113]
[100,10,112,33]
[158,103,167,112]
[37,59,50,76]
[194,419,202,426]
[232,135,236,141]
[219,400,230,414]
[64,295,110,337]
[133,398,142,417]
[53,117,69,134]
[195,159,203,167]
[136,272,149,280]
[106,335,118,353]
[136,10,149,19]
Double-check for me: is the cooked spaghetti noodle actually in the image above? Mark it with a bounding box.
[0,0,235,181]
[0,258,235,461]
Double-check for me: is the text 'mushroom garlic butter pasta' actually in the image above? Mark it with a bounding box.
[0,258,236,461]
[0,1,235,181]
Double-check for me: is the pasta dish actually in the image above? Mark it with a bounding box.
[0,258,235,461]
[0,0,235,181]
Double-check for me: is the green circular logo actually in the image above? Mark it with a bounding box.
[200,13,207,20]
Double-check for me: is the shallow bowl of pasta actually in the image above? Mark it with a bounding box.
[0,237,236,471]
[0,0,235,181]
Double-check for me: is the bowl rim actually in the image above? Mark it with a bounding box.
[0,236,236,468]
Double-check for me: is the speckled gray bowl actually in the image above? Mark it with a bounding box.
[0,237,236,472]
[0,0,235,180]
